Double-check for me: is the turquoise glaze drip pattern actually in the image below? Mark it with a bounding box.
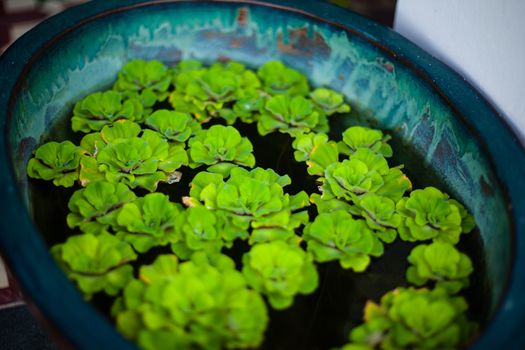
[8,1,509,316]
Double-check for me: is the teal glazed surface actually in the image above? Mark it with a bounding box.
[0,1,523,349]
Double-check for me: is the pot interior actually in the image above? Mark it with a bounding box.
[5,1,511,347]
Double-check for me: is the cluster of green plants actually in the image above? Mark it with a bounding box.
[28,59,478,349]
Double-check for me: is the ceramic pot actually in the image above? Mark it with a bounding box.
[0,1,523,349]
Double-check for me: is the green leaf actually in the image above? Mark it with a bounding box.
[257,60,309,96]
[359,193,401,242]
[310,193,358,215]
[114,59,172,102]
[292,133,339,176]
[51,233,136,299]
[67,181,136,234]
[406,242,473,293]
[339,126,392,157]
[350,287,476,349]
[145,109,201,142]
[100,120,142,143]
[114,253,268,349]
[449,199,476,233]
[258,95,319,136]
[71,90,144,133]
[169,91,210,122]
[27,141,81,187]
[310,88,350,115]
[185,66,238,103]
[93,128,187,191]
[116,193,183,252]
[303,210,382,271]
[188,167,308,242]
[233,89,265,124]
[171,206,230,258]
[79,132,106,157]
[139,254,179,284]
[397,187,464,244]
[323,159,384,202]
[375,167,412,202]
[188,125,255,176]
[242,241,318,309]
[187,171,224,203]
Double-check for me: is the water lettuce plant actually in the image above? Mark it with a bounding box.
[256,60,309,96]
[51,233,137,299]
[185,167,309,244]
[116,193,183,253]
[187,125,255,176]
[292,132,339,176]
[171,207,244,259]
[113,59,172,102]
[28,59,478,350]
[338,126,393,157]
[242,241,318,309]
[78,120,188,191]
[310,88,351,116]
[397,187,474,244]
[71,90,144,133]
[145,109,201,142]
[344,287,476,350]
[113,253,268,350]
[27,140,81,187]
[67,181,137,235]
[257,95,324,136]
[406,242,473,294]
[303,210,383,272]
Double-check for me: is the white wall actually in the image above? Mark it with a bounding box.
[394,0,525,136]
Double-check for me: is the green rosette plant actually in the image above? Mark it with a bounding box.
[27,140,81,187]
[374,167,412,203]
[71,90,144,133]
[310,88,351,116]
[170,61,261,125]
[185,167,309,244]
[303,210,383,271]
[169,64,208,122]
[183,65,239,117]
[115,193,183,253]
[67,181,137,234]
[292,132,339,176]
[321,148,411,206]
[124,88,158,113]
[145,109,201,143]
[346,287,476,350]
[359,193,401,243]
[406,242,473,294]
[51,233,137,299]
[397,187,474,244]
[187,125,255,176]
[114,253,268,350]
[113,59,172,102]
[257,95,323,136]
[323,158,384,202]
[242,240,318,309]
[256,60,309,96]
[310,193,357,215]
[231,89,265,124]
[78,120,142,185]
[79,121,188,191]
[171,206,247,259]
[339,126,393,158]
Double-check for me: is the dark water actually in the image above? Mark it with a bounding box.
[29,111,490,349]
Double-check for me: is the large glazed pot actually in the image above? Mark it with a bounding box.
[0,1,524,349]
